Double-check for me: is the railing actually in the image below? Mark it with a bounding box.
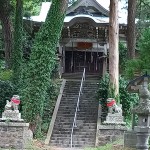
[70,68,85,148]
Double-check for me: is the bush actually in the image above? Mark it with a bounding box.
[0,80,14,115]
[41,79,61,135]
[119,42,127,73]
[97,74,139,122]
[125,28,150,78]
[0,69,13,81]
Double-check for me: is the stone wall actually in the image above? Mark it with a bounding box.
[0,122,33,149]
[96,124,127,146]
[124,130,137,148]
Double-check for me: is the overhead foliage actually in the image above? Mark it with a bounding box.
[125,28,150,78]
[21,0,68,136]
[12,0,23,91]
[97,74,139,122]
[119,42,127,73]
[137,0,150,29]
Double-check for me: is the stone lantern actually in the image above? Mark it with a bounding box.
[126,73,150,150]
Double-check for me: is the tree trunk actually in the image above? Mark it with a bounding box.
[0,16,12,68]
[127,0,136,59]
[0,0,12,68]
[109,0,119,98]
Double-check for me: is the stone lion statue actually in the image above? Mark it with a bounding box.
[4,95,20,112]
[107,98,122,114]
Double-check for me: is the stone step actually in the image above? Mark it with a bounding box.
[50,138,95,144]
[53,127,96,132]
[50,139,95,145]
[50,80,98,148]
[53,122,96,126]
[56,112,97,116]
[57,111,97,115]
[52,131,96,137]
[50,142,95,148]
[53,124,96,130]
[60,100,97,103]
[55,119,97,123]
[51,134,96,139]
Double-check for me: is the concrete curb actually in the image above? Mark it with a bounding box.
[45,79,66,145]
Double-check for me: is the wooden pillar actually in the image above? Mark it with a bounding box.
[103,44,107,77]
[62,45,65,73]
[58,44,63,77]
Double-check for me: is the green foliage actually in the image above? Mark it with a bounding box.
[42,79,61,134]
[137,0,150,29]
[85,139,125,150]
[125,28,150,79]
[68,0,78,5]
[119,42,127,73]
[12,0,23,91]
[97,74,109,121]
[97,74,139,121]
[125,59,142,79]
[0,69,12,81]
[0,81,14,115]
[23,1,41,16]
[119,76,139,121]
[21,0,67,136]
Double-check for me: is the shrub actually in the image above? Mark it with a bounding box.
[97,74,139,122]
[0,69,13,81]
[41,79,61,135]
[125,28,150,78]
[119,42,127,73]
[0,80,14,115]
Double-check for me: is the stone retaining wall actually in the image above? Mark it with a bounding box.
[96,124,127,146]
[0,122,33,149]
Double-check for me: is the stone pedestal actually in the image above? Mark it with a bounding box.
[0,110,23,122]
[104,113,126,125]
[134,126,150,150]
[124,130,137,148]
[96,124,127,146]
[0,122,33,149]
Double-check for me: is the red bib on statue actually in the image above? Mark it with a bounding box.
[11,98,20,105]
[107,100,115,107]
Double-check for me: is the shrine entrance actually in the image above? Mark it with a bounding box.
[65,51,103,74]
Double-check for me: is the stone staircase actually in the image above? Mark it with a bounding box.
[49,80,99,148]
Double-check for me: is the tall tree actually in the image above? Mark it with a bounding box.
[22,0,68,135]
[127,0,136,59]
[109,0,119,98]
[0,0,13,68]
[12,0,23,89]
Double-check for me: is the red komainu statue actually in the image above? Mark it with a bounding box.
[106,98,122,114]
[5,95,20,112]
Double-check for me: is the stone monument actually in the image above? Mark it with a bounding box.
[96,98,127,146]
[0,95,23,122]
[0,95,33,149]
[103,98,126,125]
[124,73,150,150]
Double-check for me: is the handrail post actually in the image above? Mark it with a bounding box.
[70,68,85,148]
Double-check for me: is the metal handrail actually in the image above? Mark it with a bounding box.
[70,68,85,148]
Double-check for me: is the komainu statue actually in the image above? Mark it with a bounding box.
[4,95,20,112]
[107,98,122,114]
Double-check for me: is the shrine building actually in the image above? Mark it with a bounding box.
[24,0,127,78]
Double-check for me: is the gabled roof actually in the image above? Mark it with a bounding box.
[23,1,127,24]
[126,73,150,93]
[67,0,109,17]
